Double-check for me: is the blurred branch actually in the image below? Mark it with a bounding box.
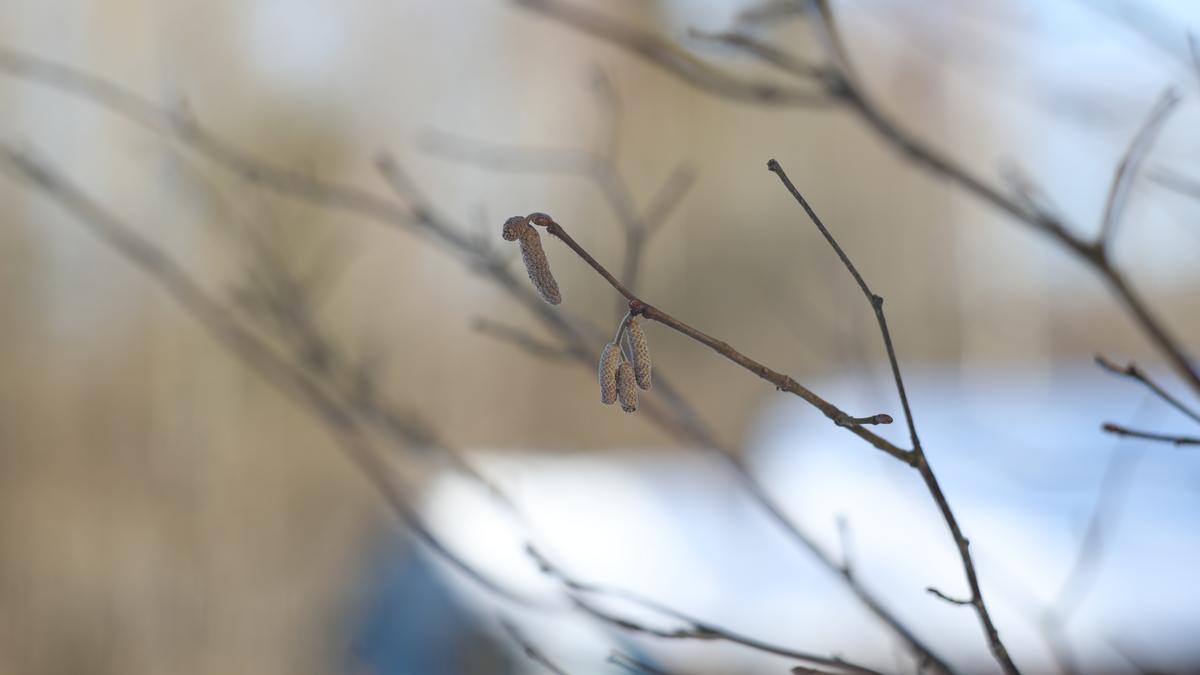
[527,547,886,675]
[533,212,910,460]
[0,143,548,610]
[608,651,676,675]
[472,317,574,361]
[511,0,832,107]
[509,1,1200,399]
[0,45,951,673]
[1098,88,1181,249]
[501,619,572,675]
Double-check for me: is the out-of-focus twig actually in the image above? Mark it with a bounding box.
[608,651,676,675]
[527,547,887,675]
[1098,88,1181,249]
[501,619,572,675]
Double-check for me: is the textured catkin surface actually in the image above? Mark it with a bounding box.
[517,227,561,305]
[598,342,621,404]
[626,317,652,391]
[617,361,638,412]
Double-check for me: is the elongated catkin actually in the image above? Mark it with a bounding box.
[625,317,651,391]
[517,227,561,305]
[616,362,638,412]
[599,342,621,405]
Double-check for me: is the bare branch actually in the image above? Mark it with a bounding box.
[1097,87,1181,249]
[925,588,973,607]
[640,161,697,233]
[501,619,572,675]
[528,547,887,675]
[767,160,1019,675]
[1095,355,1200,425]
[473,317,573,361]
[530,213,910,463]
[1101,423,1200,446]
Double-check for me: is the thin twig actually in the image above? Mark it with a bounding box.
[473,317,574,361]
[1101,423,1200,446]
[501,619,572,675]
[608,651,676,675]
[528,547,887,675]
[925,588,972,606]
[1095,355,1200,425]
[534,214,911,463]
[512,0,832,107]
[767,159,1019,675]
[1097,87,1181,249]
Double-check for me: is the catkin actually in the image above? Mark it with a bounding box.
[517,226,561,305]
[625,317,652,391]
[502,215,529,241]
[616,362,638,413]
[599,342,621,405]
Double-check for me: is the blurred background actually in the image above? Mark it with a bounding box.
[1,0,1199,673]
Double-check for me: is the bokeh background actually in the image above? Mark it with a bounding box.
[1,0,1198,673]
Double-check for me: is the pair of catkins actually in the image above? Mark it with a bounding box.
[599,317,652,412]
[502,212,651,412]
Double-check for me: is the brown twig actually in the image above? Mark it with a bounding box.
[1100,423,1200,446]
[1097,88,1181,249]
[767,159,1019,675]
[1095,355,1200,425]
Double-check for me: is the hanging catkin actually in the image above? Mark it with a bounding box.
[625,317,651,391]
[616,362,639,412]
[503,215,561,305]
[598,342,621,405]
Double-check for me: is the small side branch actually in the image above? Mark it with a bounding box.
[1101,423,1200,447]
[1095,355,1200,425]
[501,619,572,675]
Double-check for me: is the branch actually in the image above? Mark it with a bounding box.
[766,160,1020,675]
[1097,87,1181,250]
[1101,423,1200,447]
[501,619,572,675]
[532,213,912,463]
[527,547,887,675]
[473,317,574,361]
[511,0,832,107]
[1095,355,1200,425]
